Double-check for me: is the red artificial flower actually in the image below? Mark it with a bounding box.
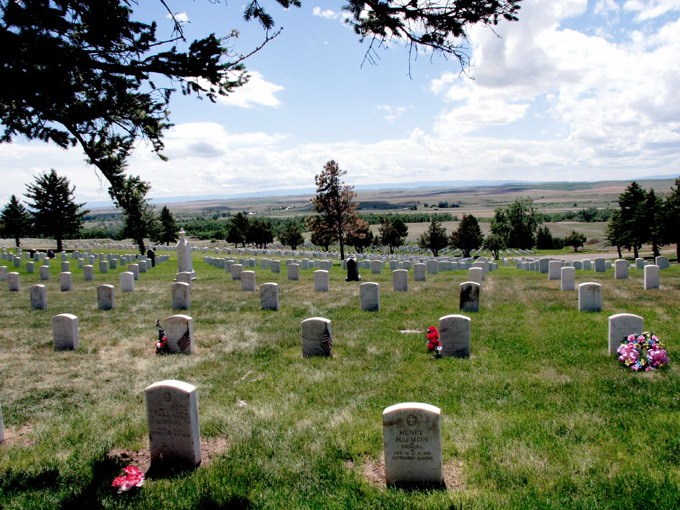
[112,465,145,493]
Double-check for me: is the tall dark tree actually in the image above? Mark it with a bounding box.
[615,181,648,258]
[0,194,32,247]
[482,233,505,260]
[1,0,521,219]
[564,230,587,253]
[379,216,408,254]
[152,205,178,246]
[308,160,360,260]
[606,209,625,258]
[490,197,541,249]
[418,218,448,257]
[644,189,664,258]
[450,214,483,257]
[278,220,305,250]
[247,218,273,249]
[24,169,88,251]
[346,217,374,254]
[114,176,156,254]
[226,212,249,248]
[663,177,680,261]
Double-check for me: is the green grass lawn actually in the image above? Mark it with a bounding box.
[0,250,679,509]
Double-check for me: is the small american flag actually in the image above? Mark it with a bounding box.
[177,327,191,352]
[321,327,333,356]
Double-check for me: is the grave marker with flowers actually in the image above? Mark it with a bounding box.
[617,332,669,372]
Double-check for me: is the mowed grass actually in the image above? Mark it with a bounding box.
[0,251,679,509]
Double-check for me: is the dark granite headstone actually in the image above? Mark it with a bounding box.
[346,258,361,282]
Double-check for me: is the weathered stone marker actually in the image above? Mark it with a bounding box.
[7,272,20,291]
[287,263,300,281]
[52,313,79,350]
[260,282,280,311]
[382,402,443,488]
[560,266,575,291]
[548,260,563,280]
[644,265,660,290]
[241,270,256,291]
[459,281,480,312]
[172,282,191,310]
[360,282,380,311]
[120,271,135,292]
[164,314,194,354]
[438,314,471,358]
[97,284,115,310]
[301,317,333,357]
[578,282,602,312]
[145,380,201,468]
[413,263,426,282]
[59,271,73,291]
[608,313,644,356]
[314,270,329,292]
[29,284,47,310]
[614,259,629,280]
[345,258,361,281]
[392,269,408,292]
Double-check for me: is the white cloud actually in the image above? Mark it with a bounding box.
[624,0,680,21]
[312,7,339,19]
[375,105,409,122]
[214,71,284,109]
[166,11,189,23]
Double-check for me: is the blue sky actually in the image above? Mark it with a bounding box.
[2,0,680,204]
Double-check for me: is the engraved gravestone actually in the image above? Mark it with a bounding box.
[260,282,279,311]
[52,313,79,350]
[346,258,361,282]
[382,402,443,488]
[287,263,300,281]
[164,314,195,354]
[392,269,408,292]
[145,380,201,468]
[578,282,602,312]
[172,282,191,310]
[97,284,115,310]
[360,282,380,311]
[120,271,135,292]
[301,317,333,357]
[468,267,483,284]
[438,314,471,358]
[29,284,47,310]
[241,270,256,291]
[644,265,660,290]
[83,264,94,281]
[608,313,644,356]
[459,281,480,312]
[7,272,20,291]
[314,270,329,292]
[614,259,629,280]
[560,266,575,291]
[230,263,243,281]
[59,272,73,291]
[548,260,563,280]
[413,263,426,282]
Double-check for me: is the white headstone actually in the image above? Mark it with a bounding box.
[52,313,79,350]
[260,282,280,311]
[578,282,602,312]
[172,282,191,310]
[608,313,644,355]
[644,265,660,290]
[438,314,471,358]
[29,284,47,310]
[163,314,195,354]
[382,402,443,488]
[370,260,383,274]
[392,269,408,292]
[655,256,669,270]
[176,229,195,279]
[548,260,563,280]
[468,267,483,284]
[230,263,243,281]
[241,270,256,291]
[271,260,281,273]
[413,263,426,282]
[560,266,575,291]
[120,271,135,292]
[128,263,140,281]
[426,260,438,274]
[40,265,50,280]
[314,270,329,292]
[145,379,201,468]
[7,272,20,291]
[614,259,629,280]
[594,258,606,272]
[97,284,115,310]
[83,264,94,281]
[99,260,109,273]
[360,282,380,311]
[287,263,300,281]
[301,317,332,357]
[59,271,73,292]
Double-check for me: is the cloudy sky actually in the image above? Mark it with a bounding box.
[2,0,680,205]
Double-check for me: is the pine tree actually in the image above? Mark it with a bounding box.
[278,220,305,250]
[450,214,483,257]
[418,218,448,257]
[153,206,178,246]
[379,217,408,254]
[24,169,88,252]
[0,195,32,248]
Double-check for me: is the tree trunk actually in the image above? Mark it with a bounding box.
[617,245,622,259]
[633,245,639,258]
[57,238,63,252]
[14,236,20,248]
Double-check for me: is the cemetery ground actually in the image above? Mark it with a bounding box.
[0,250,679,509]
